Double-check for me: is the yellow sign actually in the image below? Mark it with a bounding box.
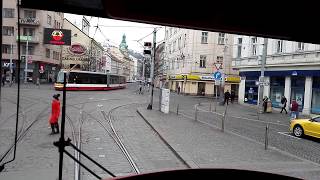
[226,76,241,83]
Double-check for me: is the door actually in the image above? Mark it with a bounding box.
[304,117,320,138]
[198,82,205,95]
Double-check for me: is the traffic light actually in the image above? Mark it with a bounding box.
[143,42,152,55]
[143,49,151,55]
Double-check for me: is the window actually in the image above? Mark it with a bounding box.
[276,40,283,53]
[297,42,304,51]
[54,20,57,28]
[46,49,50,58]
[184,34,187,47]
[201,32,208,44]
[237,38,242,58]
[174,28,177,34]
[23,28,35,36]
[169,28,172,37]
[22,45,35,55]
[217,56,223,63]
[3,26,14,36]
[251,37,257,55]
[166,30,169,39]
[2,44,11,54]
[24,10,36,18]
[171,60,174,69]
[47,15,52,25]
[200,55,206,68]
[178,37,182,49]
[218,33,226,45]
[53,51,60,60]
[3,8,15,18]
[176,59,179,69]
[168,44,171,54]
[173,41,176,52]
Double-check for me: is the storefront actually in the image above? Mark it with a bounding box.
[244,76,258,104]
[312,77,320,114]
[270,77,285,108]
[291,76,305,112]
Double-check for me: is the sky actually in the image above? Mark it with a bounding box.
[64,14,165,52]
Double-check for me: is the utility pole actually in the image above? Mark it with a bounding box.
[142,57,145,81]
[219,45,228,104]
[24,37,29,83]
[10,41,13,84]
[147,28,156,110]
[258,38,268,112]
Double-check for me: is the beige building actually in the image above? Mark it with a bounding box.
[164,27,239,96]
[2,0,63,83]
[61,19,104,72]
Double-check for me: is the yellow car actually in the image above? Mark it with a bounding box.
[290,116,320,138]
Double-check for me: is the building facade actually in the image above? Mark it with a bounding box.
[2,0,64,83]
[61,19,104,72]
[164,27,239,95]
[232,35,320,115]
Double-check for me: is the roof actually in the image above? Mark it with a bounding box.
[21,0,320,44]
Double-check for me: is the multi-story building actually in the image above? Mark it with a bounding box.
[61,18,104,72]
[164,27,239,95]
[2,0,64,83]
[232,35,320,115]
[154,42,165,87]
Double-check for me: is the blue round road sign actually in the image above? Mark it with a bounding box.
[213,71,222,80]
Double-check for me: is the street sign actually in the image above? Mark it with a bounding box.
[213,71,222,80]
[214,63,222,70]
[215,80,220,86]
[255,81,270,86]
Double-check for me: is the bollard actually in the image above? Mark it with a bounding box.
[198,101,201,106]
[221,105,228,132]
[214,101,217,112]
[265,124,269,150]
[209,103,212,112]
[176,104,179,115]
[195,106,198,121]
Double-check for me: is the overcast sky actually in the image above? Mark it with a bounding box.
[64,14,165,52]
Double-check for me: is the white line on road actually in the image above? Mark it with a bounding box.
[278,132,301,140]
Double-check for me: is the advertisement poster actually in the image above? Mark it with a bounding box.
[275,92,282,102]
[296,94,303,105]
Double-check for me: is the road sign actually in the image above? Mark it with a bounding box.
[255,81,270,86]
[213,71,222,80]
[214,63,222,70]
[215,80,220,86]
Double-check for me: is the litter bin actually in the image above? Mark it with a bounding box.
[266,100,272,113]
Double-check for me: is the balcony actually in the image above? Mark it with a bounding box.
[19,18,40,26]
[16,36,39,43]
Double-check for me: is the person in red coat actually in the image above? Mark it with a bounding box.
[49,94,60,134]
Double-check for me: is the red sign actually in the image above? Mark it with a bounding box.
[69,44,87,55]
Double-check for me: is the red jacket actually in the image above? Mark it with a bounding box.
[49,99,60,124]
[291,101,299,112]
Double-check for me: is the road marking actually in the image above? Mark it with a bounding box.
[94,137,100,141]
[97,147,103,150]
[97,104,103,108]
[278,132,301,140]
[89,97,93,100]
[98,154,105,158]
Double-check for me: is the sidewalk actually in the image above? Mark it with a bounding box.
[137,107,320,179]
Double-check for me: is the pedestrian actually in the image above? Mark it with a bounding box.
[224,90,231,105]
[280,96,288,114]
[290,99,299,119]
[177,86,181,94]
[230,91,235,103]
[139,83,142,94]
[36,77,40,88]
[2,73,6,87]
[49,94,61,135]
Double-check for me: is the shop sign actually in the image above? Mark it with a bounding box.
[200,76,214,81]
[226,76,241,83]
[19,18,40,25]
[43,28,71,45]
[68,43,87,55]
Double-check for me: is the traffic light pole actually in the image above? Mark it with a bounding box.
[258,38,268,113]
[147,28,156,110]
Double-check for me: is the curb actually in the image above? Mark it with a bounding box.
[136,109,198,169]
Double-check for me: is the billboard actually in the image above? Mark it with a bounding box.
[43,28,71,45]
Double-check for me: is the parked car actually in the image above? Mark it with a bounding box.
[290,116,320,138]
